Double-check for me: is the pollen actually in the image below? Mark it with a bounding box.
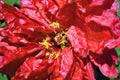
[45,52,60,59]
[54,31,69,48]
[39,36,53,49]
[50,22,60,28]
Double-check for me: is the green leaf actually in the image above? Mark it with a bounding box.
[2,0,17,6]
[115,48,120,72]
[117,0,120,17]
[115,48,120,57]
[0,73,8,80]
[110,79,115,80]
[14,0,20,8]
[118,0,120,3]
[15,0,20,6]
[117,11,120,17]
[0,22,6,28]
[2,0,20,8]
[115,48,120,80]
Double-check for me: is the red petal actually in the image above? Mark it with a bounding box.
[89,49,118,78]
[85,23,114,53]
[99,64,118,78]
[71,58,95,80]
[85,9,120,52]
[0,13,4,20]
[67,26,88,58]
[85,10,119,28]
[20,0,71,23]
[20,0,58,24]
[71,62,83,80]
[0,1,32,25]
[0,1,53,34]
[20,0,54,32]
[110,0,119,12]
[77,0,119,16]
[55,0,71,8]
[57,2,85,28]
[60,47,73,78]
[104,37,120,49]
[13,55,54,80]
[51,47,73,79]
[76,0,120,50]
[0,42,43,77]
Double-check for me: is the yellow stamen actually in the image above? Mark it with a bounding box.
[39,36,52,49]
[50,22,60,28]
[45,52,60,59]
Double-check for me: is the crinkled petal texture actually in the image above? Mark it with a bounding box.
[20,0,71,25]
[85,9,120,49]
[65,54,96,80]
[0,0,120,80]
[51,47,73,79]
[67,26,88,58]
[0,1,54,34]
[66,0,120,54]
[76,0,119,15]
[12,50,55,80]
[20,0,56,25]
[89,49,118,78]
[57,2,85,28]
[85,24,115,53]
[0,1,47,77]
[0,39,44,76]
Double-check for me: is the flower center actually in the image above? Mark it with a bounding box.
[54,31,69,48]
[40,22,69,49]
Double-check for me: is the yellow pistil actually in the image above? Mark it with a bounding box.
[39,36,53,49]
[50,22,60,28]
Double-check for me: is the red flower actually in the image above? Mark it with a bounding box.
[0,0,120,80]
